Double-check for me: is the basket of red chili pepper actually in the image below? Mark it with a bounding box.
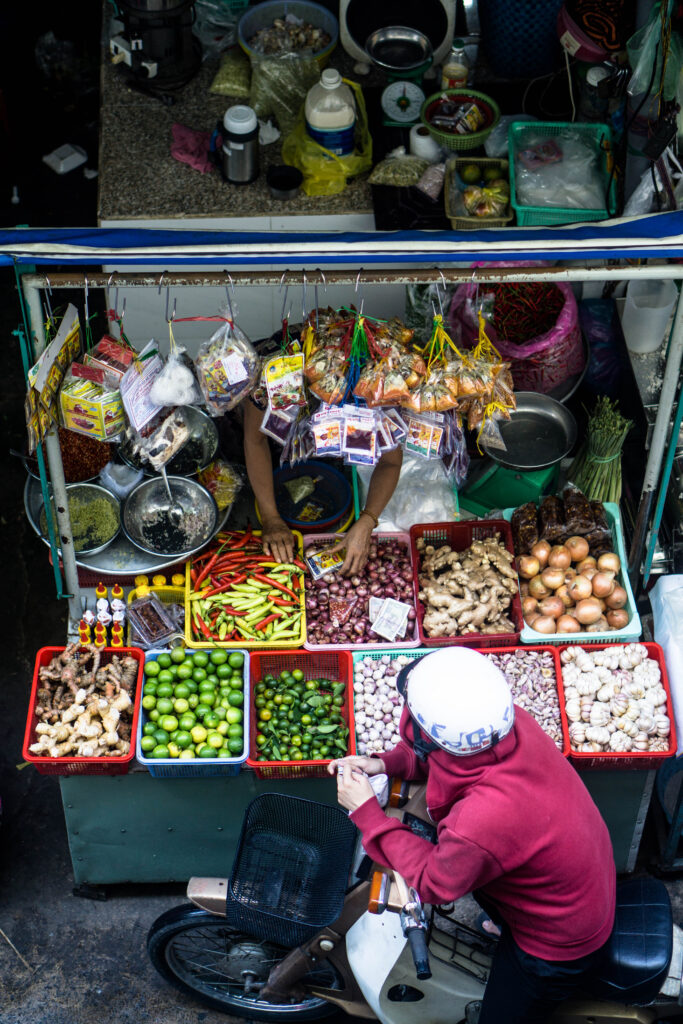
[185,528,307,648]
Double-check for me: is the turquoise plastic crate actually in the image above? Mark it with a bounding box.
[136,648,250,778]
[508,121,617,226]
[503,502,641,645]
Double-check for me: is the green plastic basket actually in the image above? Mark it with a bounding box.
[508,121,617,227]
[420,89,501,152]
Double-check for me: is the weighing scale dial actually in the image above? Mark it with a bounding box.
[380,79,426,124]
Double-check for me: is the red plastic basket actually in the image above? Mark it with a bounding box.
[410,520,523,648]
[303,531,420,651]
[479,645,570,757]
[23,646,144,776]
[247,650,355,779]
[556,642,677,770]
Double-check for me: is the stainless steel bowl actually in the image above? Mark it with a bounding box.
[118,405,219,477]
[365,26,433,72]
[122,475,218,557]
[38,482,121,556]
[482,392,578,471]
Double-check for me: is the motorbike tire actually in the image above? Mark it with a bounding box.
[147,904,341,1021]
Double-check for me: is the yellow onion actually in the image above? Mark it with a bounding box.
[565,536,590,562]
[531,540,551,568]
[587,615,609,633]
[548,545,572,570]
[555,583,573,609]
[539,595,565,620]
[531,615,557,634]
[541,566,565,591]
[591,572,615,599]
[575,598,603,625]
[517,555,541,580]
[607,608,630,630]
[576,556,597,573]
[557,613,581,633]
[568,575,592,602]
[528,575,550,600]
[597,552,621,574]
[522,596,539,617]
[605,585,628,610]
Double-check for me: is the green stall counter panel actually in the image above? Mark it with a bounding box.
[60,766,655,886]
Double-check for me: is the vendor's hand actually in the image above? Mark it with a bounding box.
[327,755,386,777]
[336,765,377,813]
[261,516,295,564]
[330,517,374,576]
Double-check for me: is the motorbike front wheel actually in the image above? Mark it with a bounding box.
[147,905,341,1021]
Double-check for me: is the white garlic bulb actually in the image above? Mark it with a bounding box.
[654,714,671,737]
[610,693,629,717]
[596,682,618,703]
[585,726,610,746]
[649,686,668,708]
[636,714,656,736]
[624,703,640,722]
[589,704,611,727]
[563,685,579,701]
[565,698,581,723]
[633,732,650,751]
[609,731,633,752]
[568,723,586,745]
[617,718,638,738]
[626,681,646,700]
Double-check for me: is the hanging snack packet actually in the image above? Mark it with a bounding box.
[120,341,165,432]
[311,406,343,456]
[260,402,298,445]
[195,314,260,415]
[263,352,306,409]
[342,407,377,466]
[149,322,201,409]
[198,460,244,511]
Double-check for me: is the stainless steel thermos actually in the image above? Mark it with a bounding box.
[221,105,259,185]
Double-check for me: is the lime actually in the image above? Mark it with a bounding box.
[179,749,196,760]
[213,705,227,720]
[228,652,244,670]
[148,709,160,722]
[156,678,174,694]
[227,691,244,707]
[192,667,207,683]
[160,715,179,733]
[217,747,232,758]
[173,682,190,699]
[228,724,243,739]
[170,647,186,663]
[461,162,481,184]
[192,651,210,668]
[175,731,193,750]
[207,732,223,750]
[157,653,172,669]
[204,712,220,730]
[167,743,181,758]
[195,703,212,720]
[291,669,304,682]
[142,695,157,712]
[227,737,244,755]
[226,707,243,725]
[483,165,502,182]
[191,724,208,744]
[199,745,217,758]
[140,735,156,753]
[173,698,190,715]
[156,697,174,716]
[144,660,160,677]
[176,663,193,680]
[210,650,228,665]
[185,679,198,693]
[151,744,170,759]
[143,721,157,736]
[187,694,199,709]
[143,682,158,696]
[216,720,230,736]
[216,665,232,680]
[179,713,196,731]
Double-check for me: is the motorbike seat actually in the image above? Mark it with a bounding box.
[589,876,672,1005]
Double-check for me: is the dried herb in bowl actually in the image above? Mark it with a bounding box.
[40,490,120,552]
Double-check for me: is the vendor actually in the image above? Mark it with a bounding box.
[243,398,402,573]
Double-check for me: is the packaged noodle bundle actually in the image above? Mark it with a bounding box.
[195,313,260,415]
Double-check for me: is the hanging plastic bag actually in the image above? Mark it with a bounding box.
[281,80,372,196]
[356,453,457,532]
[149,320,202,407]
[195,310,260,415]
[627,4,683,103]
[249,52,320,136]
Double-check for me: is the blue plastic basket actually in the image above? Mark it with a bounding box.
[136,648,250,778]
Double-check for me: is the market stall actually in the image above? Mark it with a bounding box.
[4,227,683,889]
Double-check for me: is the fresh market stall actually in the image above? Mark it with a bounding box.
[4,223,683,887]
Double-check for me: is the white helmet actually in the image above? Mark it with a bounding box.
[398,648,514,756]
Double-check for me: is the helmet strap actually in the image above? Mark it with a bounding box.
[408,715,442,762]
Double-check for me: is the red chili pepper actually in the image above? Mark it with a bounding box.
[270,596,297,607]
[251,572,298,600]
[254,612,281,631]
[190,568,198,586]
[194,614,214,640]
[195,544,227,589]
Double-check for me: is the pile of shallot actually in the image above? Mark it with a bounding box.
[304,537,416,646]
[486,649,564,751]
[560,644,671,754]
[354,654,414,754]
[518,535,629,635]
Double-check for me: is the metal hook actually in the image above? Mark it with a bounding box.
[107,271,120,319]
[301,270,307,323]
[435,268,446,318]
[280,283,290,324]
[165,290,176,323]
[157,271,167,293]
[223,271,234,320]
[355,268,364,315]
[84,274,90,323]
[43,274,54,322]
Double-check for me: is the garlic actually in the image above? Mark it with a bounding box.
[589,704,611,727]
[654,713,671,737]
[617,717,638,738]
[609,731,633,752]
[633,732,650,751]
[649,686,668,708]
[565,698,581,723]
[596,682,618,702]
[610,693,629,717]
[636,714,656,735]
[568,723,586,745]
[585,726,610,746]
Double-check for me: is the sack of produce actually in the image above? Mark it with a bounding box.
[448,262,584,395]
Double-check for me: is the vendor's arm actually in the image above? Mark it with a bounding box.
[339,447,403,575]
[243,399,294,563]
[347,785,501,906]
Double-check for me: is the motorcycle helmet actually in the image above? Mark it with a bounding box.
[396,648,514,756]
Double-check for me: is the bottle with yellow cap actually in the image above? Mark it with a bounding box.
[111,583,124,600]
[95,582,108,600]
[94,633,107,649]
[134,575,149,588]
[110,634,124,648]
[171,573,185,587]
[152,574,167,587]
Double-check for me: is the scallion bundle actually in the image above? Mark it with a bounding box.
[569,397,632,503]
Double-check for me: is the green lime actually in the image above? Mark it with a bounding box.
[175,731,193,750]
[227,691,244,707]
[195,703,212,720]
[192,651,210,668]
[227,737,244,754]
[173,698,190,715]
[461,162,481,184]
[192,667,207,683]
[170,647,186,663]
[143,682,158,696]
[156,678,174,694]
[140,735,156,753]
[291,669,304,682]
[190,724,208,744]
[217,747,232,758]
[176,663,193,680]
[179,749,196,760]
[228,652,244,670]
[141,695,157,712]
[148,709,160,722]
[210,650,228,665]
[199,745,217,758]
[228,723,243,739]
[187,693,199,709]
[151,744,170,759]
[156,697,174,716]
[213,705,227,720]
[157,653,172,669]
[179,713,196,731]
[206,732,223,750]
[143,721,157,736]
[173,683,190,700]
[160,715,179,733]
[216,665,232,680]
[226,707,243,725]
[144,660,160,677]
[204,712,220,729]
[216,720,230,736]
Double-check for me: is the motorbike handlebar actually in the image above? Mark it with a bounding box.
[407,926,431,981]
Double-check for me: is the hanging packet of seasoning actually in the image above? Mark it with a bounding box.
[195,313,260,415]
[263,352,306,409]
[342,406,377,466]
[260,401,298,445]
[120,340,165,432]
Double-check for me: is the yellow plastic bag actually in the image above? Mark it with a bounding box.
[281,80,372,196]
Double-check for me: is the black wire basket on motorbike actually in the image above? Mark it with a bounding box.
[226,793,358,947]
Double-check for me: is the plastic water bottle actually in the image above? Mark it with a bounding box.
[305,69,356,156]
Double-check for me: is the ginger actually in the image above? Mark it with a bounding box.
[418,532,518,639]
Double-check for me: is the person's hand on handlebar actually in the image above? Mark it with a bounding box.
[261,515,295,564]
[327,755,385,777]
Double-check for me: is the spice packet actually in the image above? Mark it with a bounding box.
[120,341,165,432]
[260,401,298,445]
[329,595,358,626]
[369,597,408,638]
[370,598,412,642]
[263,353,306,409]
[306,546,345,580]
[127,594,177,648]
[342,407,377,466]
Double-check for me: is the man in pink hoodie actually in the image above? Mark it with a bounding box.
[329,647,616,1023]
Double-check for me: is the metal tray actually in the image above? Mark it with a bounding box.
[483,392,577,471]
[24,475,230,577]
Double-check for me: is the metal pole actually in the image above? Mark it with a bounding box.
[43,427,82,627]
[628,289,683,587]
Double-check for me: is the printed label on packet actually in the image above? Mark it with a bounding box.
[221,352,249,385]
[306,547,345,580]
[370,598,412,642]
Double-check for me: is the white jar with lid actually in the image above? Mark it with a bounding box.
[222,105,259,185]
[305,69,356,156]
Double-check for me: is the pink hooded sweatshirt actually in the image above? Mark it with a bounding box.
[351,705,616,961]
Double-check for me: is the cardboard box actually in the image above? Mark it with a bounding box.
[60,371,125,440]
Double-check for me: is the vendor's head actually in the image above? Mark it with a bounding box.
[397,648,514,756]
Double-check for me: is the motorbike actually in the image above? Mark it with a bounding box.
[148,781,683,1023]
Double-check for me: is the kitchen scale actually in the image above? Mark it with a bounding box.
[365,27,433,127]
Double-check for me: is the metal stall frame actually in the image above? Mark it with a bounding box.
[17,260,683,628]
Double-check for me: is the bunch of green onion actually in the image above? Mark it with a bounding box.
[569,397,633,503]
